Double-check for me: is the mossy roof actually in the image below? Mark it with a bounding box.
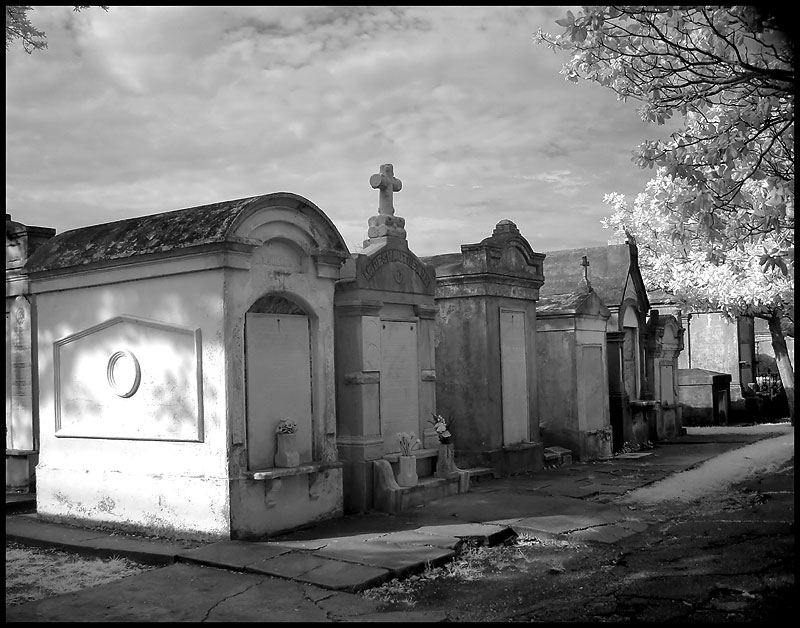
[26,192,347,274]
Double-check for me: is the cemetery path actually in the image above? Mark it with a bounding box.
[619,424,794,505]
[6,423,793,622]
[368,424,795,622]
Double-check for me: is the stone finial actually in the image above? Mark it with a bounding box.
[369,164,402,216]
[492,219,519,236]
[580,254,592,293]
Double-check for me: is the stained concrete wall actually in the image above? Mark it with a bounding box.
[433,295,540,469]
[680,313,744,400]
[537,312,611,461]
[33,260,230,539]
[679,368,732,426]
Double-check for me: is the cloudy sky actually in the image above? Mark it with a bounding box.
[6,6,676,256]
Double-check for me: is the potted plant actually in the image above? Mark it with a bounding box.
[429,413,452,445]
[274,418,300,468]
[430,413,458,477]
[396,432,420,487]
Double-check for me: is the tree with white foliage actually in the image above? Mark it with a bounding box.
[603,176,794,421]
[536,6,794,422]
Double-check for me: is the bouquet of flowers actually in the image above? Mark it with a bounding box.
[276,418,298,434]
[397,432,421,456]
[429,413,452,444]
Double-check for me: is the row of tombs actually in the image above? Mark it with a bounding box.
[6,164,686,541]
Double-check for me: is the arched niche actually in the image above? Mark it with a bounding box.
[243,292,317,471]
[621,303,642,399]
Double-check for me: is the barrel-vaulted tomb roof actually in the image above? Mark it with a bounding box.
[25,192,348,274]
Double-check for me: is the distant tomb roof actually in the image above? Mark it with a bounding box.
[423,220,545,280]
[25,192,348,274]
[539,243,644,309]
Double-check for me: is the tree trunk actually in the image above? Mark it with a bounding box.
[767,314,795,425]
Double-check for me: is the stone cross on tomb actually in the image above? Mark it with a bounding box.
[580,255,592,292]
[369,164,402,216]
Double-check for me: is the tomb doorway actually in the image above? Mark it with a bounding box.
[659,362,677,430]
[622,307,641,400]
[245,295,313,470]
[500,309,529,445]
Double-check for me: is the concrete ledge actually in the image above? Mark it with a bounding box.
[247,461,343,481]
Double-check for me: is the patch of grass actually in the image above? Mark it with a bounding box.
[361,534,584,610]
[6,543,154,606]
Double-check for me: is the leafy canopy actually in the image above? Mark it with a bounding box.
[603,174,793,322]
[535,6,794,275]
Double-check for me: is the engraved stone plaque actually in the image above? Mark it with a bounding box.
[54,316,203,441]
[379,320,419,453]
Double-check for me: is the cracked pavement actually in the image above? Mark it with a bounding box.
[6,425,793,622]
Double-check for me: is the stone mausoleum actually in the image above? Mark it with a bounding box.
[335,165,469,514]
[536,260,612,461]
[644,310,685,439]
[23,193,350,539]
[538,241,656,454]
[6,214,56,492]
[423,220,547,475]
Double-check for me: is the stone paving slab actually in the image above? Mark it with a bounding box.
[511,511,626,537]
[375,529,462,549]
[6,515,108,544]
[177,540,292,570]
[413,522,514,545]
[268,538,331,550]
[247,552,391,592]
[7,513,202,557]
[247,552,338,579]
[315,541,456,574]
[292,558,394,592]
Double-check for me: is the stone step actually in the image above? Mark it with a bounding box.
[543,446,573,468]
[373,459,470,514]
[463,467,499,483]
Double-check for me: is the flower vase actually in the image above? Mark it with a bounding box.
[397,455,418,487]
[274,432,300,468]
[435,442,458,478]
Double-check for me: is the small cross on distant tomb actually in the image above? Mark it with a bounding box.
[580,255,592,292]
[369,164,402,216]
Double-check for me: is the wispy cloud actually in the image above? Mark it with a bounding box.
[6,6,673,256]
